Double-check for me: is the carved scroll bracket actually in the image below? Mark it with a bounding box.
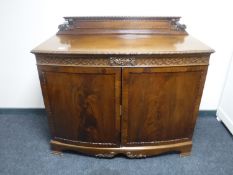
[58,18,74,31]
[171,18,186,32]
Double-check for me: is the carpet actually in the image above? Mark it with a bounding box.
[0,111,232,175]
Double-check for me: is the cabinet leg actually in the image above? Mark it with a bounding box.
[180,151,191,157]
[50,140,63,156]
[51,150,62,156]
[179,144,192,157]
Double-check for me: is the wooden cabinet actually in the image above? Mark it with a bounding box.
[32,17,214,158]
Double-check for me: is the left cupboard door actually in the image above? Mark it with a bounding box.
[38,66,121,147]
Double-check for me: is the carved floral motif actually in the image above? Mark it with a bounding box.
[95,151,147,158]
[110,57,136,66]
[95,152,116,158]
[126,152,147,158]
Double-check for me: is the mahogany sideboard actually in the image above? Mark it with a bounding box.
[31,16,214,158]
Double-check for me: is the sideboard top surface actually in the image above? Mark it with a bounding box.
[31,16,214,55]
[32,34,214,55]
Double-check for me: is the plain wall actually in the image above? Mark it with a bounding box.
[0,0,232,109]
[217,52,233,134]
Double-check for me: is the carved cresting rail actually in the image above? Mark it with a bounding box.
[57,16,188,35]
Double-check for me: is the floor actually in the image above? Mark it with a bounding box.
[0,111,233,175]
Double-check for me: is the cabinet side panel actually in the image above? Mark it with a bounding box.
[122,66,208,146]
[37,70,55,138]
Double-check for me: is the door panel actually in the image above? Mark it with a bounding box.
[40,66,121,147]
[122,66,207,146]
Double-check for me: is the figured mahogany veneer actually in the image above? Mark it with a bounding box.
[31,16,214,158]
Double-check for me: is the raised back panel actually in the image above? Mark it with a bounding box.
[57,16,187,35]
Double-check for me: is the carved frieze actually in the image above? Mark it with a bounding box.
[36,54,209,67]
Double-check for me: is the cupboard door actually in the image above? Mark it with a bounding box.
[122,66,207,146]
[38,66,121,147]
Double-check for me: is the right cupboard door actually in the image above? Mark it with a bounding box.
[121,66,208,146]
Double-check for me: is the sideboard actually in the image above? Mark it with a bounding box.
[31,16,214,158]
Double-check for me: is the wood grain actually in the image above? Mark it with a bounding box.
[31,35,214,55]
[122,66,208,146]
[38,66,121,147]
